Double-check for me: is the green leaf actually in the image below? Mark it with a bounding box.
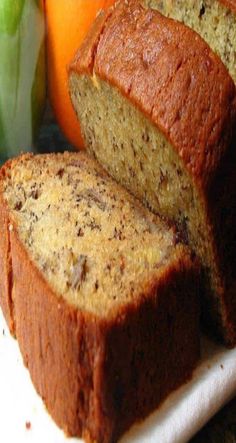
[0,112,6,160]
[0,0,25,35]
[0,0,46,160]
[31,40,46,139]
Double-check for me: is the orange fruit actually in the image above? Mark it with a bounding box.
[45,0,115,149]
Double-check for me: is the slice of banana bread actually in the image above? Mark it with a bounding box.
[0,152,200,443]
[69,0,236,346]
[142,0,236,84]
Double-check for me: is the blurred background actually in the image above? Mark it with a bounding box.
[0,0,114,163]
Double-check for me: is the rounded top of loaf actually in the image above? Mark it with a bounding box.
[70,0,236,191]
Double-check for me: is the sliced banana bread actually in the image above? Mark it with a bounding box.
[69,0,236,346]
[0,152,200,443]
[142,0,236,83]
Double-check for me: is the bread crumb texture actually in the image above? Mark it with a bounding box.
[2,152,183,316]
[70,73,220,314]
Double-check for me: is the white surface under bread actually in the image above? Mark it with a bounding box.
[0,308,236,443]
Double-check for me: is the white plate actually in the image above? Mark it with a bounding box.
[0,309,236,443]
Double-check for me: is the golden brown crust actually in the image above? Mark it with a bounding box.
[0,156,200,443]
[0,193,13,333]
[10,227,108,440]
[70,7,112,77]
[219,0,236,14]
[0,160,16,334]
[8,227,200,442]
[70,0,236,193]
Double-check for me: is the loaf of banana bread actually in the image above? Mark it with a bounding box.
[69,0,236,346]
[0,152,200,443]
[142,0,236,83]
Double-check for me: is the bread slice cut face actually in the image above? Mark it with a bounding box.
[69,0,236,346]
